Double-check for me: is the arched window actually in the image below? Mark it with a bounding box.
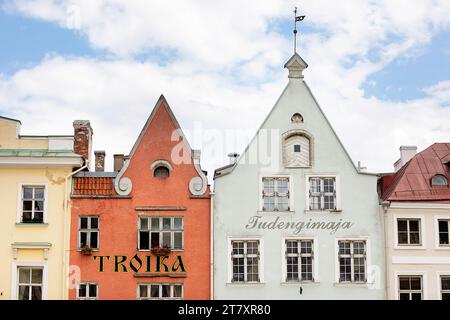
[154,166,170,178]
[283,134,310,167]
[431,175,448,186]
[291,113,303,124]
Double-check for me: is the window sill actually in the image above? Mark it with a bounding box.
[305,210,342,214]
[137,249,184,252]
[334,282,369,288]
[281,281,320,286]
[435,246,450,250]
[394,245,426,250]
[77,249,99,252]
[257,210,295,215]
[226,282,265,287]
[15,222,48,227]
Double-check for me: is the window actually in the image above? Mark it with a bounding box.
[77,283,98,300]
[291,113,303,123]
[398,276,422,300]
[79,216,99,250]
[139,217,183,250]
[154,166,170,178]
[231,240,260,283]
[21,186,45,223]
[397,219,421,245]
[283,134,310,167]
[309,177,336,211]
[285,239,314,282]
[431,175,448,186]
[262,177,290,211]
[338,240,366,283]
[17,267,43,300]
[138,283,183,300]
[438,219,450,246]
[441,276,450,300]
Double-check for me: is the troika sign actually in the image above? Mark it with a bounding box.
[93,254,186,273]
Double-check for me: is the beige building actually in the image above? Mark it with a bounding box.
[379,144,450,300]
[0,116,90,300]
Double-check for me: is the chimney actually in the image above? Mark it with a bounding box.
[227,152,240,164]
[394,146,417,172]
[73,120,93,164]
[94,150,106,172]
[113,154,125,172]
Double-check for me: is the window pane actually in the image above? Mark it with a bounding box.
[162,218,171,230]
[150,232,159,248]
[278,196,289,211]
[409,232,420,245]
[34,212,44,223]
[410,277,422,290]
[139,285,147,298]
[323,178,334,193]
[31,269,43,284]
[397,220,408,232]
[23,188,33,199]
[161,285,170,298]
[301,241,312,254]
[439,220,449,233]
[232,257,244,282]
[293,144,301,153]
[232,242,244,255]
[150,285,159,298]
[18,286,30,300]
[173,232,183,249]
[22,212,32,221]
[23,201,33,211]
[139,231,149,250]
[409,220,420,232]
[31,286,42,300]
[151,218,160,230]
[80,217,88,229]
[19,268,30,284]
[286,240,298,254]
[277,179,289,193]
[162,232,171,247]
[263,196,274,211]
[79,284,87,298]
[247,257,259,282]
[310,179,320,193]
[263,179,274,193]
[80,232,88,247]
[34,201,44,211]
[411,293,422,300]
[441,277,450,290]
[90,232,99,249]
[173,218,183,230]
[323,195,335,210]
[89,284,97,298]
[399,277,411,290]
[339,257,351,282]
[34,188,45,199]
[140,218,148,230]
[247,241,259,254]
[90,217,99,229]
[339,241,350,255]
[399,292,410,300]
[442,293,450,300]
[173,285,182,298]
[398,232,408,244]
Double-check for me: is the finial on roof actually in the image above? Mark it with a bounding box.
[293,6,305,53]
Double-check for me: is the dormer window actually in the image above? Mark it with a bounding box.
[151,160,173,179]
[282,130,312,168]
[431,175,448,186]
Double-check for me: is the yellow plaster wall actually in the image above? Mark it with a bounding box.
[0,120,48,149]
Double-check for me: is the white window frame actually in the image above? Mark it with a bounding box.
[137,283,183,300]
[281,236,319,284]
[259,175,294,213]
[138,216,184,251]
[434,216,450,250]
[393,214,426,250]
[227,237,264,285]
[394,272,426,300]
[11,261,48,300]
[436,272,450,300]
[16,182,49,224]
[396,218,422,246]
[77,282,98,300]
[334,237,371,285]
[78,216,100,250]
[305,174,341,212]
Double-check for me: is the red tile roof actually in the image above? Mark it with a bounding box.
[72,177,116,196]
[379,143,450,201]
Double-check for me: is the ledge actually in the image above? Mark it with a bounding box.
[226,282,265,287]
[15,223,48,227]
[257,210,295,215]
[304,209,342,214]
[333,282,368,288]
[134,273,187,278]
[189,195,210,199]
[135,206,186,211]
[280,281,320,286]
[71,195,132,199]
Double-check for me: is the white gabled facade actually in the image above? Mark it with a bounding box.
[213,53,385,299]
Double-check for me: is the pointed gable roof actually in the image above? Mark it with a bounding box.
[380,143,450,201]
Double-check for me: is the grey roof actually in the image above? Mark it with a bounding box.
[74,171,118,178]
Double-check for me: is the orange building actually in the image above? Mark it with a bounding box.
[68,95,211,300]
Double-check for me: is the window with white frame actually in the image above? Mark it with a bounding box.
[138,283,183,300]
[438,219,450,246]
[21,186,45,223]
[139,217,183,250]
[441,276,450,300]
[397,218,421,245]
[285,239,314,282]
[17,267,43,300]
[309,177,336,211]
[79,216,99,250]
[262,177,290,211]
[231,240,260,283]
[77,283,98,300]
[338,240,366,283]
[398,276,422,300]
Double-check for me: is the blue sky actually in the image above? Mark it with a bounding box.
[0,1,449,174]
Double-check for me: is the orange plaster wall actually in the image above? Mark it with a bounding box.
[69,100,211,300]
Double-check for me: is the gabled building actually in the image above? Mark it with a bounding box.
[0,116,85,300]
[378,143,450,300]
[213,53,385,299]
[69,95,211,300]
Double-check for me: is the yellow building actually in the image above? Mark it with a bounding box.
[0,116,91,300]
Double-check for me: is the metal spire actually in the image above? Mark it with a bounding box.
[293,7,305,53]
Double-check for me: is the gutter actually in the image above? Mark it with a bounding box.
[381,200,390,300]
[210,192,215,300]
[62,160,89,299]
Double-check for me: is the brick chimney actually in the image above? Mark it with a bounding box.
[113,154,125,172]
[73,120,93,164]
[94,150,106,172]
[394,146,417,172]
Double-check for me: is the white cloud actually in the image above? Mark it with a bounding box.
[1,0,450,178]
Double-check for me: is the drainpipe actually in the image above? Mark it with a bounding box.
[381,200,390,300]
[62,161,89,299]
[210,192,215,300]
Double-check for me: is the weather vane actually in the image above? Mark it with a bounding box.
[293,7,305,53]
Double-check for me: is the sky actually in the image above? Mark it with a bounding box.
[0,0,449,180]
